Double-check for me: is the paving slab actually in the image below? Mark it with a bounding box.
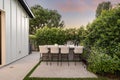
[30,62,97,78]
[0,52,39,80]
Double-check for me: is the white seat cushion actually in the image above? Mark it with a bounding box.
[74,46,83,54]
[59,45,69,54]
[50,46,59,54]
[39,46,49,54]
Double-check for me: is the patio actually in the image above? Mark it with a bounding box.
[0,52,97,80]
[30,62,97,78]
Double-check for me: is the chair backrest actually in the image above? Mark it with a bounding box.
[74,46,84,54]
[67,40,74,45]
[50,46,59,54]
[59,45,69,54]
[39,46,49,54]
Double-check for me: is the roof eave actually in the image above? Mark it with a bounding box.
[18,0,35,18]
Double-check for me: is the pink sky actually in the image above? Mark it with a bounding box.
[26,0,120,28]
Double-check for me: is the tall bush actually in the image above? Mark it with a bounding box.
[84,7,120,56]
[88,47,120,74]
[84,6,120,75]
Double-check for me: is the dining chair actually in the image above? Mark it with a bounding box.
[39,46,49,65]
[73,46,83,65]
[59,45,69,66]
[49,46,59,65]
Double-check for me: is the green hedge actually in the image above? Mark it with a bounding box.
[35,27,66,45]
[84,7,120,56]
[85,7,120,75]
[35,27,85,45]
[88,47,120,74]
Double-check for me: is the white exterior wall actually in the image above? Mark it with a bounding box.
[0,0,3,9]
[0,0,30,65]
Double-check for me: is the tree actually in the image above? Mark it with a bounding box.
[85,6,120,57]
[96,1,112,17]
[30,5,64,34]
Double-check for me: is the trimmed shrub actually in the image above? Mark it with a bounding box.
[35,27,65,45]
[35,27,85,45]
[88,47,120,74]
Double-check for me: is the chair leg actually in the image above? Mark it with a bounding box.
[50,54,52,65]
[61,54,62,66]
[46,60,48,65]
[57,54,59,65]
[42,55,43,61]
[60,54,69,66]
[48,53,50,65]
[74,54,76,66]
[67,54,69,66]
[79,54,81,62]
[40,53,41,61]
[46,54,49,65]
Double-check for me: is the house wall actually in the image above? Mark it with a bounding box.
[0,0,29,65]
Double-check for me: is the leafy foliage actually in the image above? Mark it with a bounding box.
[88,47,120,74]
[35,27,66,45]
[96,1,112,17]
[29,2,120,77]
[35,27,86,46]
[85,7,120,55]
[85,5,120,75]
[30,5,64,34]
[29,35,36,40]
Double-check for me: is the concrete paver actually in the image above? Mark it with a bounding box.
[0,52,39,80]
[30,62,97,78]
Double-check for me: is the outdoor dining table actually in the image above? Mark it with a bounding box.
[45,45,83,60]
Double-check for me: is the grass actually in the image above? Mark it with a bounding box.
[23,61,41,80]
[23,61,109,80]
[26,77,108,80]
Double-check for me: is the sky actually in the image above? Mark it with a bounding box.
[25,0,120,28]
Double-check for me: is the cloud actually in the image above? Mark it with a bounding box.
[56,0,91,13]
[26,0,120,13]
[54,0,120,13]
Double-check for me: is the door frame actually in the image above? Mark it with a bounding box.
[0,11,1,64]
[0,10,6,66]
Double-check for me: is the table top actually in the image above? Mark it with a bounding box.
[44,45,84,49]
